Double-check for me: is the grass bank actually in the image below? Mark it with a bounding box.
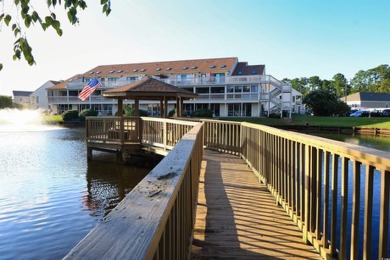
[221,114,390,129]
[43,115,63,124]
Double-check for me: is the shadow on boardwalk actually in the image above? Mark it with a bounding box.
[191,150,321,259]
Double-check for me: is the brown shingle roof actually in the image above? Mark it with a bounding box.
[103,77,197,100]
[84,57,238,78]
[232,62,265,76]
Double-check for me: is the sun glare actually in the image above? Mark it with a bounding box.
[0,109,55,132]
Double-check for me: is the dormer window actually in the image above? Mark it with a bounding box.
[191,66,198,69]
[220,64,226,68]
[96,71,101,74]
[109,70,115,74]
[89,71,94,74]
[182,66,188,70]
[209,65,216,69]
[117,70,123,73]
[166,67,172,71]
[140,69,146,72]
[132,69,138,72]
[156,68,162,71]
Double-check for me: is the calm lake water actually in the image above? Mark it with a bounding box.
[0,126,152,259]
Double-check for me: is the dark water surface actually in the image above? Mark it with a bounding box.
[0,127,151,259]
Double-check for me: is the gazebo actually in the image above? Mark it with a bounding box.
[102,76,198,117]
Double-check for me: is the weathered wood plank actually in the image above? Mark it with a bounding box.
[191,150,321,259]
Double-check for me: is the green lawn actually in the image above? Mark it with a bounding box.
[43,115,63,123]
[220,114,390,129]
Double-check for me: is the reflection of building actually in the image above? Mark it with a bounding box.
[83,159,151,218]
[46,57,302,117]
[12,91,33,107]
[341,92,390,109]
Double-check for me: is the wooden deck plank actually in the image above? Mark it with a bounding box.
[191,150,321,259]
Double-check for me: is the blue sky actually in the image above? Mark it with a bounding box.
[0,0,389,96]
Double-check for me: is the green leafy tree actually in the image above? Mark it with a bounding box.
[309,76,322,91]
[332,73,349,97]
[0,95,13,108]
[0,0,111,70]
[350,65,390,93]
[303,89,349,116]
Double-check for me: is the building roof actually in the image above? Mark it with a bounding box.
[232,62,265,76]
[345,92,390,102]
[103,76,198,100]
[12,91,33,97]
[84,57,238,78]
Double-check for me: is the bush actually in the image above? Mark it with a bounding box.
[79,109,98,121]
[125,108,149,116]
[268,113,281,118]
[168,109,176,117]
[61,110,79,122]
[192,109,213,118]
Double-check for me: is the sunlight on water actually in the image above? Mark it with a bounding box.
[0,108,60,132]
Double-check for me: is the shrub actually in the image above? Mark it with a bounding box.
[168,109,176,117]
[268,113,281,118]
[61,110,79,122]
[125,108,149,116]
[79,109,98,121]
[192,109,213,118]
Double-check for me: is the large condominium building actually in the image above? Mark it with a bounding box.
[47,57,302,117]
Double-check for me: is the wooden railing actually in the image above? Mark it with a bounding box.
[86,116,141,143]
[141,117,199,150]
[208,120,388,259]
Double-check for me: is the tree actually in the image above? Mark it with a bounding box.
[350,65,390,93]
[332,73,348,97]
[0,95,13,108]
[0,0,111,70]
[303,89,350,116]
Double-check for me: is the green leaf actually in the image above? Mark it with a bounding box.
[14,28,21,37]
[101,0,108,4]
[0,63,3,71]
[45,16,53,25]
[25,15,32,28]
[4,15,12,26]
[0,14,4,22]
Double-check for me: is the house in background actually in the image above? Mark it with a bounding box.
[12,91,33,107]
[30,80,62,111]
[46,57,302,117]
[340,92,390,110]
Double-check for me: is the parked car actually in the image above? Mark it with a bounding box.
[350,110,369,117]
[381,109,390,116]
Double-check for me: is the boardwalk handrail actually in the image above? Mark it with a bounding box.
[200,119,389,259]
[64,121,203,259]
[86,116,141,143]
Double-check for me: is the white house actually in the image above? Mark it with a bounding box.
[12,91,33,107]
[340,92,390,110]
[46,57,303,117]
[30,80,62,111]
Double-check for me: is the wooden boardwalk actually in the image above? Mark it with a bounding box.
[191,150,322,259]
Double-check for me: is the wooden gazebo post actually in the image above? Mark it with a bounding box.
[164,96,168,118]
[134,98,140,116]
[117,97,123,116]
[160,99,164,118]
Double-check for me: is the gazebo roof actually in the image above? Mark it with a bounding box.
[102,76,197,100]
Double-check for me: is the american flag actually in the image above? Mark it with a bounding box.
[78,78,101,101]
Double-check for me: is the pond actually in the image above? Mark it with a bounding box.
[0,126,153,259]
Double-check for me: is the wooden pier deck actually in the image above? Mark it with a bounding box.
[191,150,322,259]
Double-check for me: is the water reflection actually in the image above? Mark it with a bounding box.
[0,127,159,259]
[313,133,390,152]
[83,154,152,218]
